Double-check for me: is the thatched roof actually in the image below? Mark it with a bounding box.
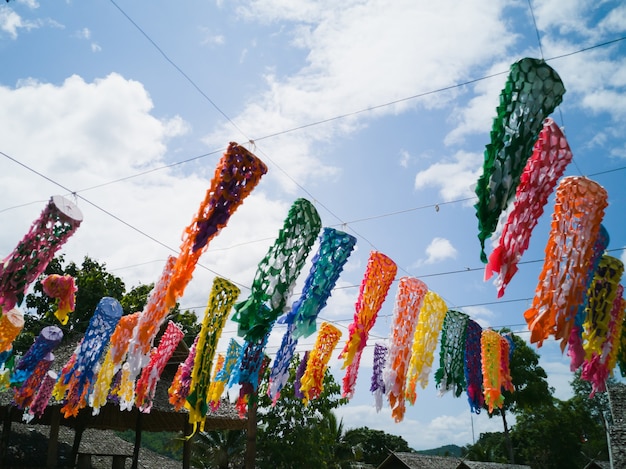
[377,453,531,469]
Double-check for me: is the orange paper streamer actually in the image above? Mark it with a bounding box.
[300,322,342,405]
[524,177,608,348]
[42,274,77,325]
[0,308,24,354]
[339,251,397,399]
[383,277,428,422]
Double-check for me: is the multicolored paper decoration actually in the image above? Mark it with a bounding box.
[481,329,505,413]
[524,177,608,348]
[370,343,387,412]
[42,274,77,325]
[582,285,625,397]
[57,297,122,418]
[567,225,609,371]
[12,325,63,385]
[232,198,322,343]
[186,277,240,431]
[90,311,140,415]
[383,277,428,422]
[300,324,341,405]
[340,251,397,399]
[0,196,82,313]
[268,322,298,404]
[25,370,57,422]
[0,308,24,354]
[464,319,484,414]
[485,118,573,296]
[475,58,565,262]
[235,356,270,418]
[435,310,469,397]
[13,352,54,410]
[405,291,448,404]
[499,334,514,396]
[168,335,199,411]
[582,256,624,357]
[208,339,242,411]
[135,321,184,413]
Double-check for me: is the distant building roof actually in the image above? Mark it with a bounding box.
[377,453,531,469]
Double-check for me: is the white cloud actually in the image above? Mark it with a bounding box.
[414,150,482,202]
[0,6,27,39]
[399,149,411,168]
[424,238,457,265]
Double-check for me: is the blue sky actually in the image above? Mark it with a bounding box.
[1,0,626,451]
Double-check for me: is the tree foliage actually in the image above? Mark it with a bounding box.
[342,427,412,466]
[190,429,246,469]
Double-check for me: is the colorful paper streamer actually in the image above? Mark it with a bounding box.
[370,343,387,412]
[300,324,341,405]
[209,339,242,411]
[0,196,82,313]
[485,118,573,296]
[12,325,63,385]
[524,177,608,348]
[42,274,77,326]
[405,291,448,404]
[383,277,428,422]
[25,370,57,422]
[435,310,469,397]
[340,251,397,399]
[475,58,565,262]
[168,335,199,411]
[481,329,504,413]
[0,308,24,354]
[464,319,484,413]
[13,352,54,410]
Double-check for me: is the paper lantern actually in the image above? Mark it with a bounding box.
[42,274,77,326]
[383,277,428,422]
[13,352,54,410]
[475,58,565,262]
[340,251,397,399]
[90,311,140,415]
[12,326,63,385]
[0,308,24,354]
[209,339,242,411]
[300,324,341,405]
[186,277,240,430]
[232,198,322,343]
[370,343,387,412]
[464,319,484,413]
[135,321,184,413]
[582,285,625,397]
[435,310,469,397]
[58,297,122,418]
[567,225,609,371]
[25,370,57,422]
[405,291,447,404]
[524,177,608,348]
[168,336,199,411]
[485,118,573,296]
[0,196,82,313]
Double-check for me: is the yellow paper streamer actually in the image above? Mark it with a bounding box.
[300,322,342,405]
[0,308,24,354]
[481,329,504,414]
[405,291,448,404]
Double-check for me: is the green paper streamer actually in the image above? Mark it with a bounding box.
[434,310,469,398]
[231,198,322,343]
[475,57,565,262]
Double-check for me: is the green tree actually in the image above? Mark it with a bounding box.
[463,432,508,463]
[342,427,412,466]
[190,429,246,469]
[255,354,349,469]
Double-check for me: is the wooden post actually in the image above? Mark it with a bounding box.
[244,394,257,469]
[182,420,193,469]
[71,410,88,466]
[131,410,142,469]
[0,406,12,466]
[46,407,61,469]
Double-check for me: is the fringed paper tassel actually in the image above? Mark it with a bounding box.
[435,310,469,397]
[13,352,54,410]
[0,196,82,313]
[481,329,504,414]
[24,371,57,422]
[232,198,322,343]
[464,320,484,413]
[582,286,625,397]
[340,251,397,399]
[90,312,140,415]
[209,339,242,411]
[475,58,565,262]
[567,225,609,371]
[135,321,184,413]
[370,343,387,412]
[58,297,122,418]
[290,228,356,339]
[524,177,608,348]
[383,277,428,422]
[268,322,298,405]
[485,118,572,296]
[42,274,77,326]
[168,336,199,411]
[12,326,63,385]
[186,278,240,431]
[405,291,448,404]
[0,308,24,355]
[582,256,624,359]
[300,323,341,405]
